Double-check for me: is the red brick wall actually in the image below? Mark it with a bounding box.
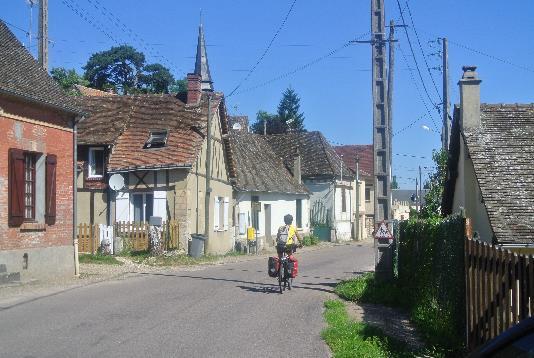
[0,96,74,251]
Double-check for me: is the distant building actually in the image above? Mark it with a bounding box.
[392,189,427,221]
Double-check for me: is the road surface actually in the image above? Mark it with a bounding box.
[0,241,374,358]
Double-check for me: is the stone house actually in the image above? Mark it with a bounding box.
[442,66,534,250]
[0,22,83,280]
[392,189,427,221]
[265,131,355,241]
[227,132,310,249]
[335,145,372,238]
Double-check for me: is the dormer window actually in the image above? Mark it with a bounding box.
[144,129,169,149]
[88,147,104,178]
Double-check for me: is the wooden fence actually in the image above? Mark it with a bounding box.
[77,221,180,254]
[465,238,534,349]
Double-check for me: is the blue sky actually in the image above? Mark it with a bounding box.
[4,1,534,188]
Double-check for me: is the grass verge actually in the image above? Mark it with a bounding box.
[128,250,245,267]
[322,300,413,358]
[79,254,123,265]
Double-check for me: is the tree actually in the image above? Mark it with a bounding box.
[420,149,448,218]
[391,175,399,189]
[168,78,188,94]
[277,87,305,132]
[83,45,146,94]
[251,111,285,135]
[139,63,175,94]
[50,67,89,95]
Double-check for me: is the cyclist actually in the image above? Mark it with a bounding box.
[276,214,302,258]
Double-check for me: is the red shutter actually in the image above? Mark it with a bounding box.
[45,154,57,225]
[8,148,25,227]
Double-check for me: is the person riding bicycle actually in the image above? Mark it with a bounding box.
[276,214,302,259]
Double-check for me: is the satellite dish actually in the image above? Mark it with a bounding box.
[108,174,125,191]
[232,122,242,130]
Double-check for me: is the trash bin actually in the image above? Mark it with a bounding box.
[189,234,207,258]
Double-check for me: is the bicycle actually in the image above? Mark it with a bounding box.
[277,251,294,294]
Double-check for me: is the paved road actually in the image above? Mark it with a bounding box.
[0,241,374,358]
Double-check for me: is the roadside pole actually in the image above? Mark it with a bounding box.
[355,157,360,241]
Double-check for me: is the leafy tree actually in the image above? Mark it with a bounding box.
[83,45,145,94]
[50,67,89,95]
[139,63,175,94]
[251,110,286,135]
[277,87,305,132]
[420,149,448,218]
[168,78,188,94]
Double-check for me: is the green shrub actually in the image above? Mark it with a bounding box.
[301,234,319,246]
[79,254,122,265]
[335,273,406,307]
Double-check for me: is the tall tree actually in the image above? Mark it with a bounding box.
[251,111,286,135]
[420,149,448,218]
[139,63,175,94]
[50,67,89,95]
[277,87,305,132]
[83,45,145,94]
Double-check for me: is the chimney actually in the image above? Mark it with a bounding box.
[187,73,202,105]
[293,150,302,185]
[458,65,482,130]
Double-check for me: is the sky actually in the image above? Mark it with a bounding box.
[3,0,534,188]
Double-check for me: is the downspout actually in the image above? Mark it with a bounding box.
[73,116,84,277]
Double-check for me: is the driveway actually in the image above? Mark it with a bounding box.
[0,241,374,358]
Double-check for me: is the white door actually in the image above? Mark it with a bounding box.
[115,192,130,222]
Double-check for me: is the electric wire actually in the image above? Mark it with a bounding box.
[0,18,29,35]
[228,0,298,97]
[404,1,442,102]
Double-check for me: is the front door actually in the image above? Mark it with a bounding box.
[264,204,271,242]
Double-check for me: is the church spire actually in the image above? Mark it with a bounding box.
[194,22,213,92]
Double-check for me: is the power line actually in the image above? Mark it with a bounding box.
[404,1,442,102]
[392,114,424,136]
[60,0,118,44]
[231,32,370,96]
[395,0,440,114]
[228,0,298,97]
[398,43,439,131]
[0,18,29,35]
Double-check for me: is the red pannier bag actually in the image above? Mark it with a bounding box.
[288,255,298,278]
[268,257,279,277]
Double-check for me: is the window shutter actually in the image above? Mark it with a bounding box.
[213,197,220,231]
[152,191,167,222]
[223,197,229,231]
[45,154,57,225]
[115,192,130,222]
[8,149,25,226]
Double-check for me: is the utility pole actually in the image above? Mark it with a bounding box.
[441,38,450,151]
[387,20,395,222]
[355,157,360,241]
[419,165,422,211]
[415,178,419,212]
[204,94,212,254]
[38,0,48,71]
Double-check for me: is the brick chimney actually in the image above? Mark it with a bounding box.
[293,150,302,185]
[187,73,202,105]
[458,65,482,130]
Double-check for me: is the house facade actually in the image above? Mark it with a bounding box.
[0,23,82,280]
[266,132,355,241]
[228,132,310,249]
[75,24,235,254]
[442,66,534,249]
[335,145,373,238]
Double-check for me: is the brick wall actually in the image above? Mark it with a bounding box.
[0,95,75,251]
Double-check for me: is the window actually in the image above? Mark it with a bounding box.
[341,188,347,213]
[88,147,104,178]
[223,197,229,230]
[251,196,260,231]
[213,196,228,231]
[132,193,153,223]
[296,199,302,228]
[365,187,371,202]
[9,149,56,226]
[24,153,36,220]
[144,129,169,149]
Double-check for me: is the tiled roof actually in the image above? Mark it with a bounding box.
[74,85,115,97]
[228,132,308,194]
[76,93,223,172]
[228,115,249,131]
[264,131,353,180]
[0,22,81,114]
[444,104,534,244]
[334,145,373,179]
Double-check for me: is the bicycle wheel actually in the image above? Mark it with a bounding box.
[278,263,283,293]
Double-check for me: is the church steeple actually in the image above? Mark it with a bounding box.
[194,22,213,92]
